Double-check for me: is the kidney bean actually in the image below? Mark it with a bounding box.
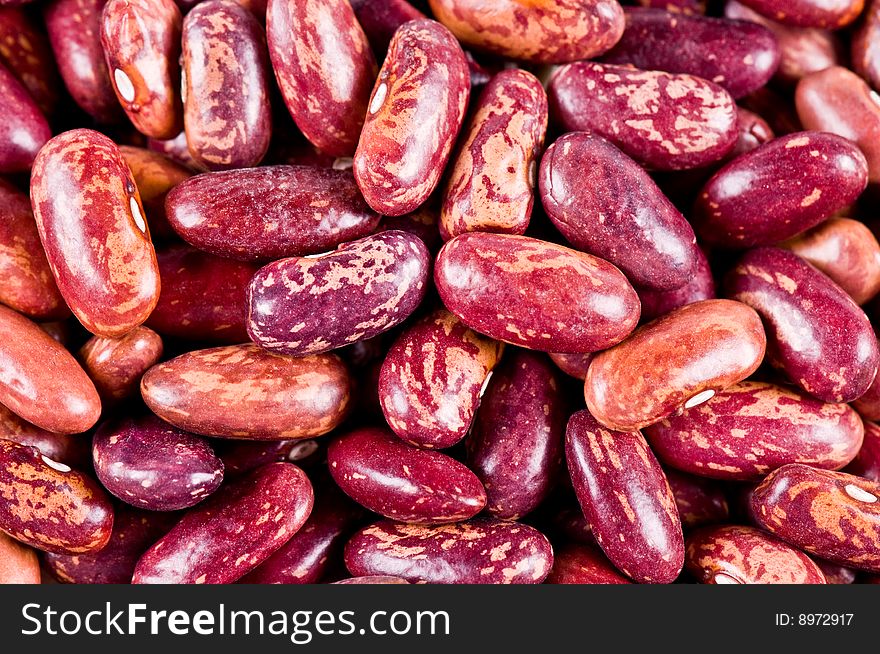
[602,8,780,99]
[215,440,306,479]
[548,62,738,171]
[740,86,804,135]
[732,0,864,29]
[0,7,61,114]
[166,166,381,261]
[0,63,49,173]
[0,180,67,320]
[30,129,161,338]
[427,0,625,64]
[118,146,191,241]
[685,525,826,584]
[634,0,705,12]
[585,299,766,432]
[733,108,776,157]
[540,132,699,290]
[693,133,868,248]
[141,344,351,440]
[378,310,503,450]
[333,575,409,584]
[379,205,442,252]
[79,327,163,404]
[645,381,864,480]
[549,352,595,380]
[349,0,425,55]
[545,544,632,584]
[0,439,113,554]
[266,0,375,157]
[133,462,313,583]
[751,464,880,573]
[853,1,880,90]
[439,69,547,240]
[637,248,716,322]
[0,531,40,584]
[329,426,486,523]
[853,374,880,421]
[0,404,90,469]
[181,0,271,170]
[816,560,858,584]
[44,507,178,583]
[566,410,684,583]
[247,231,430,356]
[665,469,729,529]
[725,247,879,403]
[779,217,880,305]
[101,0,182,139]
[435,233,640,353]
[354,19,469,216]
[43,0,121,123]
[93,414,223,511]
[344,518,553,584]
[0,305,100,434]
[148,130,202,171]
[846,420,880,482]
[466,350,565,519]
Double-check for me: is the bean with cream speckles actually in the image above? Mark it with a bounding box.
[440,69,547,240]
[267,0,376,157]
[566,410,684,584]
[101,0,183,139]
[30,129,161,338]
[353,19,470,217]
[686,525,827,584]
[92,414,223,511]
[435,232,641,353]
[0,531,40,584]
[645,381,864,481]
[379,309,503,450]
[0,7,61,115]
[846,420,880,482]
[79,326,164,404]
[247,231,430,357]
[665,469,729,529]
[0,404,91,469]
[344,518,553,584]
[466,350,566,520]
[0,63,50,173]
[693,132,868,248]
[733,0,864,29]
[166,166,381,261]
[725,247,879,403]
[540,131,699,291]
[751,464,880,573]
[548,62,738,171]
[182,0,271,170]
[0,439,113,554]
[119,146,191,242]
[585,299,766,432]
[428,0,625,64]
[546,544,632,584]
[637,247,716,322]
[133,462,313,584]
[329,427,486,523]
[141,344,351,440]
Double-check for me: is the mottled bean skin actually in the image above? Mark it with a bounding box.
[148,245,257,344]
[853,1,880,90]
[549,352,595,380]
[0,404,90,469]
[693,132,868,248]
[379,310,503,450]
[30,129,161,338]
[0,531,39,584]
[645,381,864,480]
[440,69,547,240]
[93,414,223,511]
[751,464,880,573]
[79,327,164,403]
[0,180,67,320]
[0,305,100,434]
[545,544,632,584]
[846,420,880,482]
[637,247,716,321]
[686,525,826,584]
[166,166,381,261]
[435,233,640,353]
[540,132,699,291]
[665,469,729,529]
[266,0,376,157]
[466,350,566,519]
[148,130,201,170]
[329,427,486,523]
[141,344,351,440]
[182,0,271,170]
[0,63,49,173]
[247,231,430,356]
[344,519,553,584]
[548,62,738,171]
[101,0,183,139]
[602,8,780,99]
[725,247,879,403]
[119,147,191,241]
[133,462,313,584]
[353,19,469,216]
[585,299,766,432]
[566,410,684,584]
[0,439,113,554]
[44,0,121,123]
[852,373,880,422]
[734,0,864,29]
[780,217,880,305]
[349,0,425,54]
[427,0,625,64]
[0,6,61,114]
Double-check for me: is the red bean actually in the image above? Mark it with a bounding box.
[546,544,632,584]
[79,327,164,404]
[846,420,880,482]
[665,469,729,529]
[0,62,50,173]
[731,0,864,29]
[0,531,40,583]
[0,6,61,114]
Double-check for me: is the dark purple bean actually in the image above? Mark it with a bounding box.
[665,469,729,529]
[637,247,716,321]
[0,63,50,173]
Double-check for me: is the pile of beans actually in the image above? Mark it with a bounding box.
[3,0,880,586]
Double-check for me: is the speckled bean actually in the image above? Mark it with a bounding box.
[0,404,91,469]
[732,0,864,29]
[0,531,40,584]
[846,420,880,482]
[79,327,163,404]
[545,544,632,584]
[0,6,61,114]
[665,469,729,529]
[0,63,50,173]
[637,247,716,321]
[119,146,191,241]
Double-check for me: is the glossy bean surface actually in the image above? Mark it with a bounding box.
[79,327,164,403]
[545,544,632,584]
[734,0,864,29]
[0,531,40,584]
